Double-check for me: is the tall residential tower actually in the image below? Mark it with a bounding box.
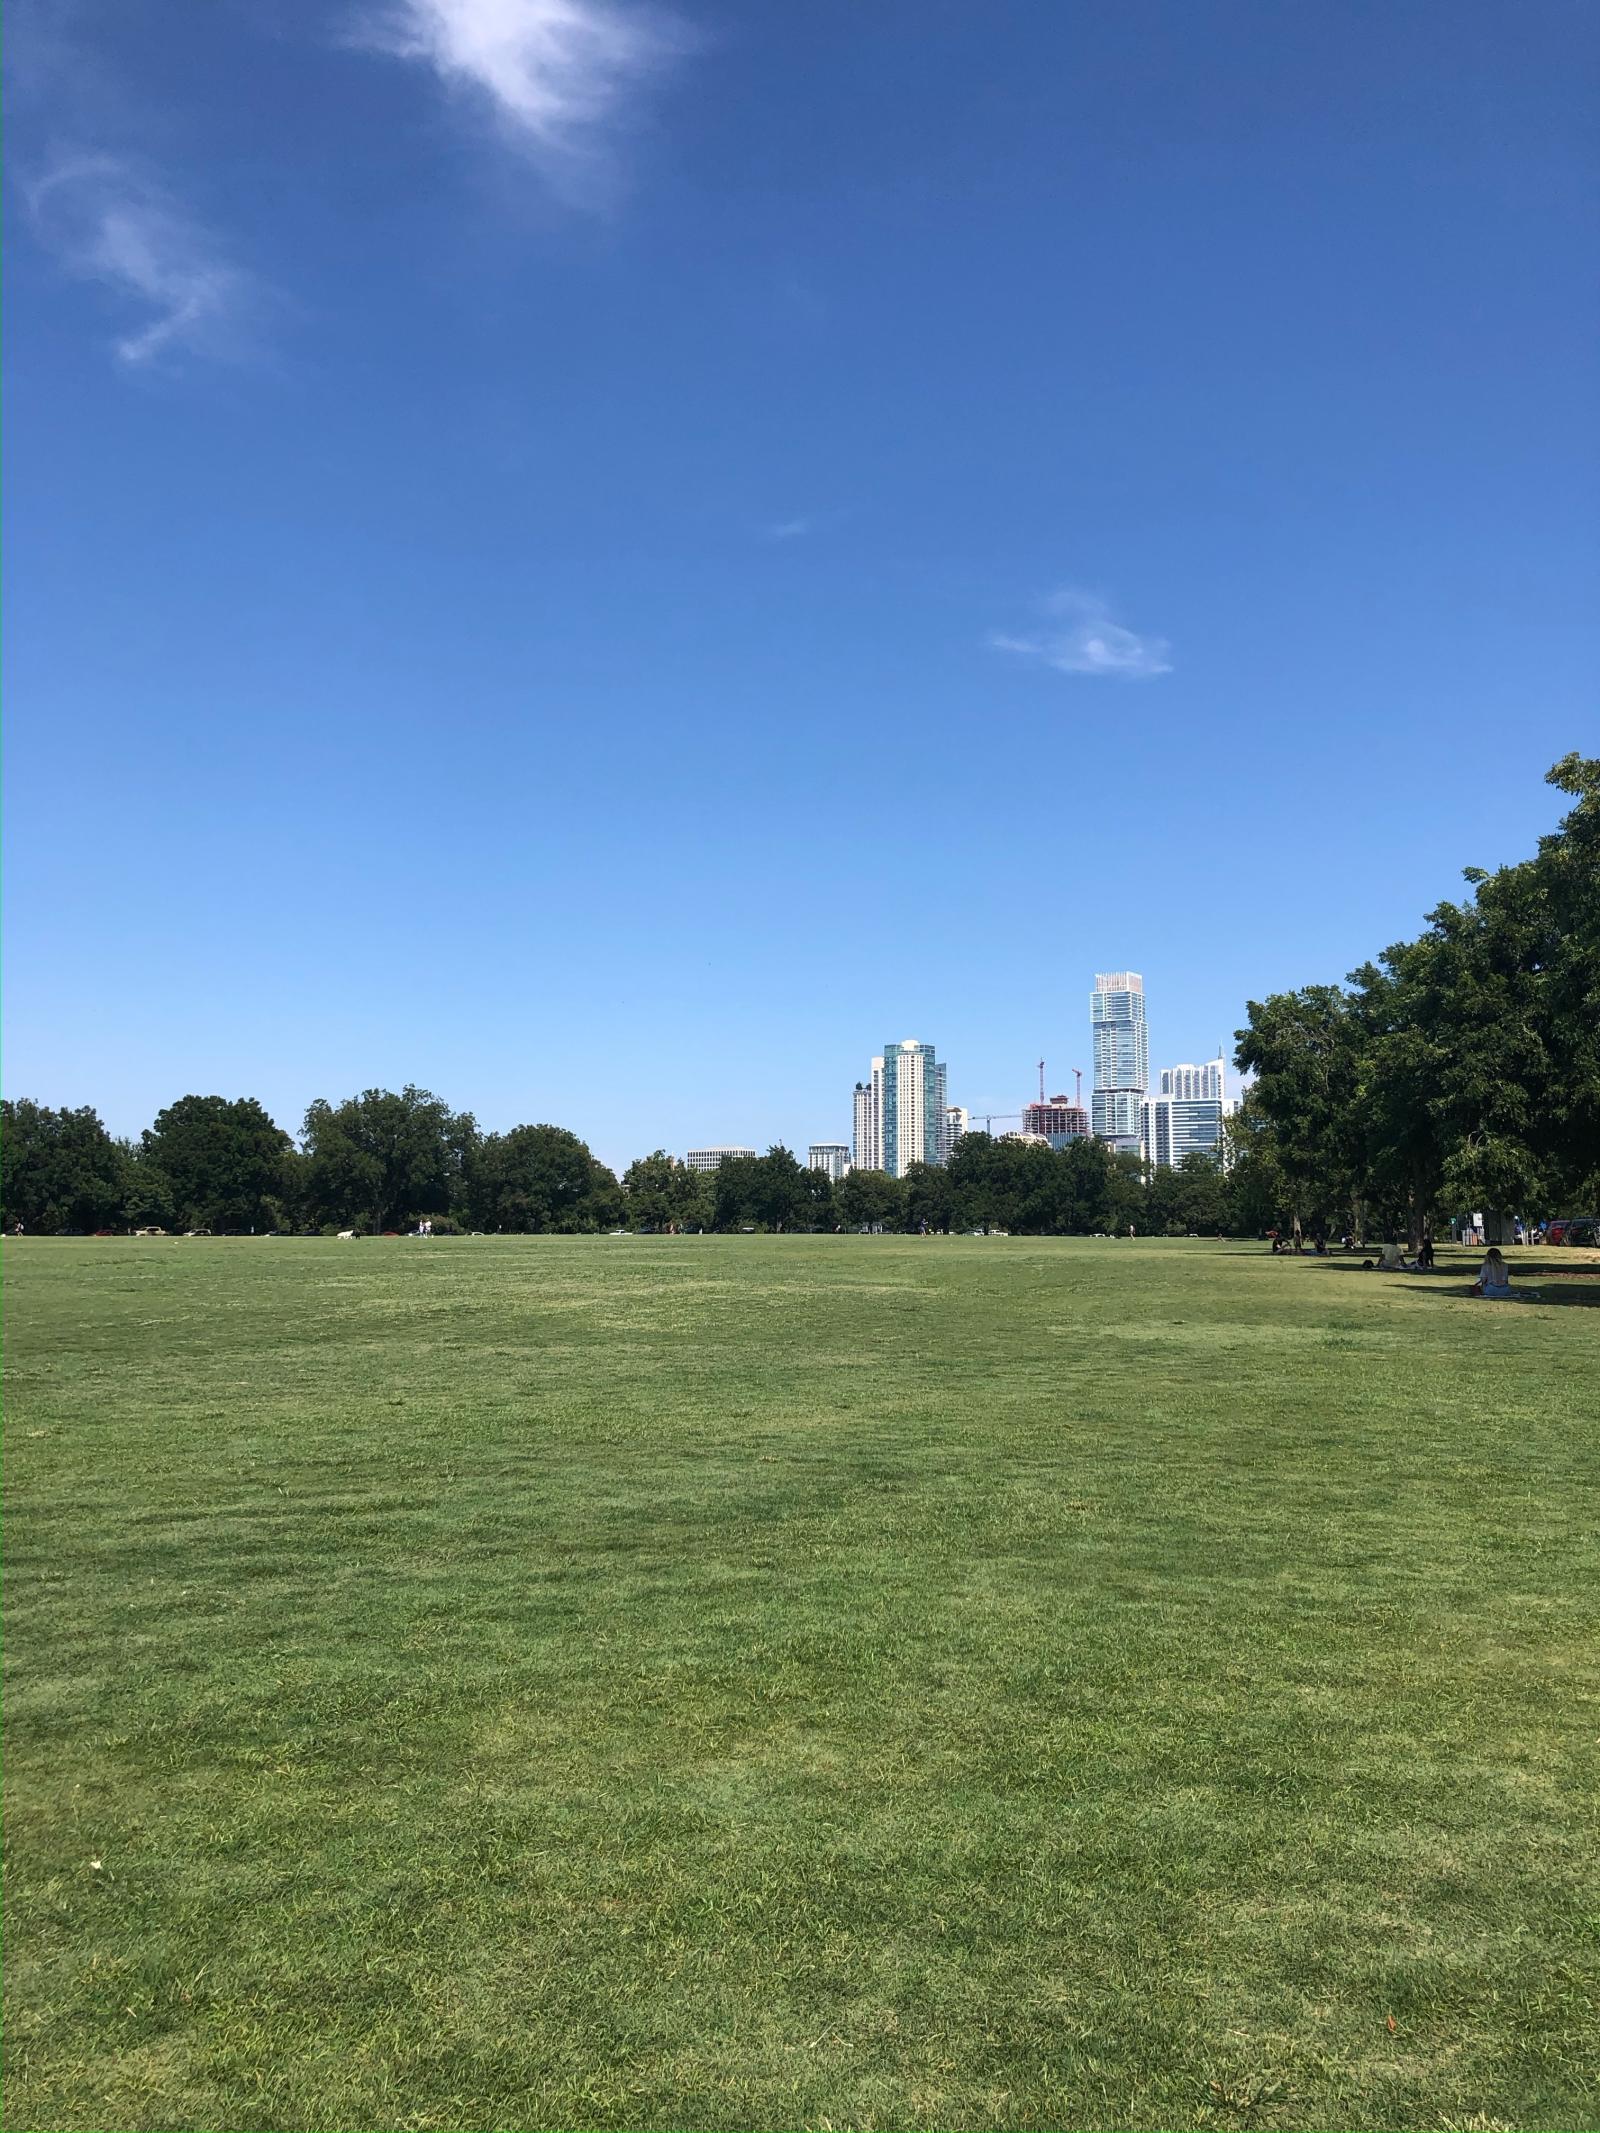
[853,1039,949,1175]
[852,1059,884,1173]
[1091,972,1148,1155]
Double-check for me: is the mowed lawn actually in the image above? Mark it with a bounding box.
[4,1238,1597,2133]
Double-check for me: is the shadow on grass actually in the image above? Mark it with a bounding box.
[1396,1278,1600,1309]
[1288,1255,1600,1306]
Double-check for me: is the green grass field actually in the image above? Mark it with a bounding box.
[4,1236,1597,2133]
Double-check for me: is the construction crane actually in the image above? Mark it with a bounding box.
[1038,1059,1047,1104]
[971,1111,1023,1134]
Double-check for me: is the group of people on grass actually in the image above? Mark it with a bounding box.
[1267,1225,1518,1298]
[1372,1236,1516,1294]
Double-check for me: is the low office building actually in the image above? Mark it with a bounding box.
[684,1147,756,1172]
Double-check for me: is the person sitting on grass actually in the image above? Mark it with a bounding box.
[1378,1238,1410,1271]
[1471,1246,1513,1298]
[1416,1230,1435,1271]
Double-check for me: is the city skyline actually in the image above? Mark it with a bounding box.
[783,972,1239,1177]
[5,6,1590,1183]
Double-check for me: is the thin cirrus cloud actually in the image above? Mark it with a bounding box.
[366,0,683,189]
[27,156,252,367]
[989,587,1173,679]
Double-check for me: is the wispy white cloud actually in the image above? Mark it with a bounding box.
[367,0,681,189]
[27,156,251,366]
[990,587,1172,679]
[763,515,814,542]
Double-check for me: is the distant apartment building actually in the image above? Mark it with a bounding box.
[853,1039,949,1175]
[1091,972,1148,1154]
[684,1147,756,1172]
[1022,1096,1090,1150]
[1140,1058,1233,1169]
[852,1061,883,1173]
[808,1143,851,1181]
[1160,1060,1224,1101]
[938,1104,970,1164]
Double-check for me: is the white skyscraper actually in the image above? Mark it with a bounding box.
[938,1105,970,1164]
[1141,1058,1232,1169]
[808,1143,851,1181]
[1160,1060,1224,1101]
[1091,972,1148,1155]
[852,1059,883,1172]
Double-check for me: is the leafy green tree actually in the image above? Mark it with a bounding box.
[1169,1151,1228,1237]
[1380,754,1600,1220]
[1013,1142,1073,1234]
[707,1145,812,1231]
[799,1164,838,1232]
[465,1125,620,1233]
[945,1133,1073,1233]
[269,1147,313,1234]
[141,1095,291,1232]
[751,1144,812,1230]
[944,1134,1025,1232]
[1232,759,1599,1237]
[1104,1150,1148,1235]
[1235,986,1366,1240]
[1,1100,130,1232]
[711,1153,763,1230]
[1051,1136,1116,1235]
[621,1151,712,1231]
[901,1161,953,1232]
[118,1140,176,1230]
[301,1085,472,1231]
[1220,1094,1288,1235]
[837,1167,905,1230]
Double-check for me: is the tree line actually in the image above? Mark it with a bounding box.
[6,757,1591,1244]
[1233,753,1600,1242]
[0,1089,618,1238]
[0,1086,1255,1240]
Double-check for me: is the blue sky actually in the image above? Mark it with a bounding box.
[5,0,1596,1171]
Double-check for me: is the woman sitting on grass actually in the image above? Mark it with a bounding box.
[1471,1246,1513,1298]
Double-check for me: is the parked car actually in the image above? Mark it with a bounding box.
[1556,1216,1599,1247]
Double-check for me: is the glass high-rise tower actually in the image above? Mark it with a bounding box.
[855,1040,948,1175]
[1091,972,1148,1155]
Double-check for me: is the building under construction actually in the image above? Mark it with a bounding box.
[1022,1096,1090,1146]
